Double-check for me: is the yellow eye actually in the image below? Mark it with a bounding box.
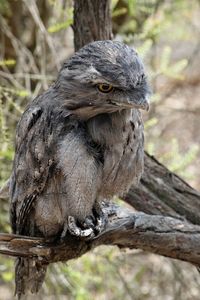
[98,83,113,93]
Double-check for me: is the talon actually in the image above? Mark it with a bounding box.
[67,216,81,236]
[95,214,107,234]
[61,205,107,240]
[96,217,103,232]
[61,216,95,239]
[82,216,95,229]
[93,203,108,235]
[68,216,94,237]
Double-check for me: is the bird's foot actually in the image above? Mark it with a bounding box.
[61,203,107,240]
[68,216,95,238]
[61,216,95,239]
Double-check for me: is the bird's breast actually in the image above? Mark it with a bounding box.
[86,109,144,199]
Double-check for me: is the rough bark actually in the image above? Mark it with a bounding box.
[73,0,112,51]
[125,152,200,225]
[1,203,200,267]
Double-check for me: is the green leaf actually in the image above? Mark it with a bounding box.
[2,271,13,282]
[0,59,16,66]
[145,118,158,129]
[160,46,171,71]
[127,0,136,16]
[111,0,120,10]
[112,7,127,17]
[137,39,153,58]
[48,19,73,33]
[166,59,188,79]
[16,90,30,97]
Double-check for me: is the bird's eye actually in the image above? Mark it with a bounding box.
[98,84,113,93]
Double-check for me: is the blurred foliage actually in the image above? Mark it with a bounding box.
[0,59,16,67]
[0,0,200,299]
[0,0,10,15]
[47,0,73,34]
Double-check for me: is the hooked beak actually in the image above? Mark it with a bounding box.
[139,97,150,111]
[108,96,150,111]
[129,96,150,111]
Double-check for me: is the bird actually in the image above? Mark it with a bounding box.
[9,40,150,298]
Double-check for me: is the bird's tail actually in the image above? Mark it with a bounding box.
[15,257,47,299]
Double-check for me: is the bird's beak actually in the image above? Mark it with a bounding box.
[107,96,150,111]
[140,97,150,111]
[131,96,150,111]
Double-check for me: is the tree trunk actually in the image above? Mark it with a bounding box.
[73,0,112,51]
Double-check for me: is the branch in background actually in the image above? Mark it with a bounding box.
[24,0,60,70]
[125,152,200,225]
[0,203,200,268]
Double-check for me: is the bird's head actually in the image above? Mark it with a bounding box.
[56,40,151,119]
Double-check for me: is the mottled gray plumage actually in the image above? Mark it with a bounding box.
[9,40,150,297]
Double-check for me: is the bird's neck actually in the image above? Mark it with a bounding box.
[86,109,133,147]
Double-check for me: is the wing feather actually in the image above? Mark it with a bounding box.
[10,105,56,234]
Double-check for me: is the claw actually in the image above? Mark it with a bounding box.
[82,216,95,229]
[61,216,95,239]
[95,213,107,234]
[68,216,94,237]
[61,203,107,240]
[93,202,108,234]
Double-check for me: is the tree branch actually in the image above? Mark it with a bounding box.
[1,203,200,268]
[125,153,200,225]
